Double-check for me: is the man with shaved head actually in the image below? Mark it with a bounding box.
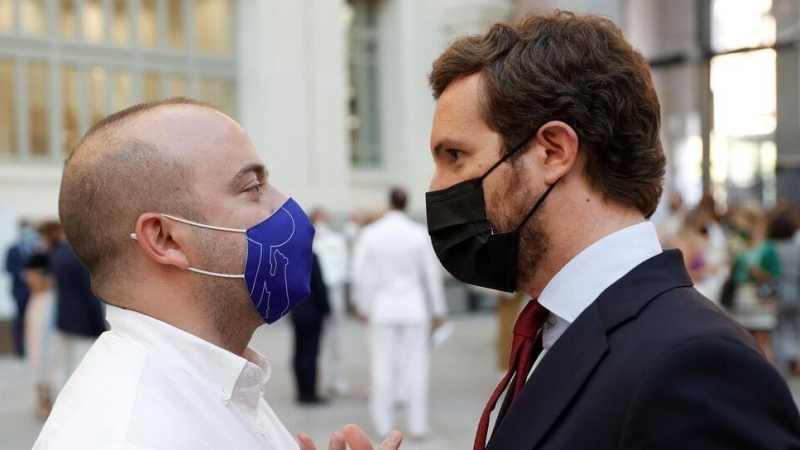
[35,99,402,450]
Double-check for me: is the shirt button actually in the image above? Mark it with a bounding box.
[547,315,556,325]
[220,388,231,401]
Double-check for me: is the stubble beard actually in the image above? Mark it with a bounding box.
[192,228,263,352]
[487,163,550,293]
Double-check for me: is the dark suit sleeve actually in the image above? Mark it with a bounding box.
[74,258,107,335]
[5,246,20,277]
[311,255,330,317]
[620,337,800,449]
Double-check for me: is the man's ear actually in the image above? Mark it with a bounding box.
[534,120,579,184]
[131,213,191,270]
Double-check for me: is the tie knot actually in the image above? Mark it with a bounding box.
[513,299,549,339]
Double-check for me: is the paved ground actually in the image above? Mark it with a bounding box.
[0,313,500,450]
[3,312,800,450]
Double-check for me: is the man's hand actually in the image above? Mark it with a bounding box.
[297,424,402,450]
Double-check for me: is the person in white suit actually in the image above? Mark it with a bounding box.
[352,187,448,440]
[310,208,351,396]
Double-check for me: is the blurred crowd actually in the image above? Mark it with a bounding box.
[4,220,105,422]
[657,193,800,374]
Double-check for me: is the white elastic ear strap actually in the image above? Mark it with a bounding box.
[129,215,246,279]
[160,214,247,233]
[188,268,245,279]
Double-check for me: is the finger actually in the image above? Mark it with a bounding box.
[328,431,346,450]
[342,424,375,450]
[297,433,317,450]
[378,430,403,450]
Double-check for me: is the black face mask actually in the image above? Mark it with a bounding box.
[425,134,557,293]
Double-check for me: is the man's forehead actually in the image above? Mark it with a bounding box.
[432,74,489,143]
[132,106,260,166]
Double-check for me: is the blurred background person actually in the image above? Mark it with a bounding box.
[770,205,800,376]
[656,192,685,249]
[290,253,331,405]
[43,221,106,390]
[674,208,714,285]
[310,207,351,396]
[23,252,56,422]
[4,220,39,358]
[352,187,447,440]
[694,193,730,304]
[729,203,781,361]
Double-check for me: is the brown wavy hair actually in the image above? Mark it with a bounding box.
[429,10,665,218]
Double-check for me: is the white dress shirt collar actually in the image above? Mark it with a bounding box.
[537,222,662,348]
[105,305,270,406]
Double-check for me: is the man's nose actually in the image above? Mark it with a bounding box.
[428,168,447,192]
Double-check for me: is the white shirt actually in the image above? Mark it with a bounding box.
[530,222,662,374]
[34,305,299,450]
[352,211,447,324]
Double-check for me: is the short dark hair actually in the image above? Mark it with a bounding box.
[429,10,665,218]
[389,187,408,211]
[59,98,211,294]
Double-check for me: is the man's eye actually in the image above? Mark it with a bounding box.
[446,149,463,161]
[246,183,264,193]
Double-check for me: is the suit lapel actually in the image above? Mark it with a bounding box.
[486,304,608,450]
[485,250,693,450]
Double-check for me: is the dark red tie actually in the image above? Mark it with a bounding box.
[474,299,549,450]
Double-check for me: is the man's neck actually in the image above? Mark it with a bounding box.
[109,289,259,357]
[522,202,645,299]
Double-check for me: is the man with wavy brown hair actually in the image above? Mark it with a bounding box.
[425,10,800,450]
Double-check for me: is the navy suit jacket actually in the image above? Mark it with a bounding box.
[488,250,800,449]
[5,244,31,302]
[49,241,107,337]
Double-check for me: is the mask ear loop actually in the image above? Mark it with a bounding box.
[515,179,559,233]
[479,130,538,183]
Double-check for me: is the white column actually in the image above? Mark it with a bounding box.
[237,0,350,210]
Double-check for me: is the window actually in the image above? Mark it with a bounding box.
[84,0,105,42]
[22,0,47,35]
[710,0,777,206]
[143,72,161,102]
[0,0,13,32]
[28,62,49,157]
[90,66,108,125]
[140,0,158,47]
[199,77,235,116]
[170,75,187,97]
[112,70,133,111]
[60,0,78,38]
[169,0,184,49]
[62,66,79,154]
[0,60,15,157]
[0,0,238,162]
[348,0,382,168]
[196,0,232,55]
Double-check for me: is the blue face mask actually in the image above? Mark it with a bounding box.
[133,198,315,324]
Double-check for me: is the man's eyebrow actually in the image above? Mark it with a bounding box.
[432,137,469,156]
[232,163,267,184]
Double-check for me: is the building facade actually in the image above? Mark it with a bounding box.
[2,0,799,316]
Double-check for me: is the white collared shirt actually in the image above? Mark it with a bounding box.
[352,211,448,324]
[34,305,299,450]
[529,222,662,375]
